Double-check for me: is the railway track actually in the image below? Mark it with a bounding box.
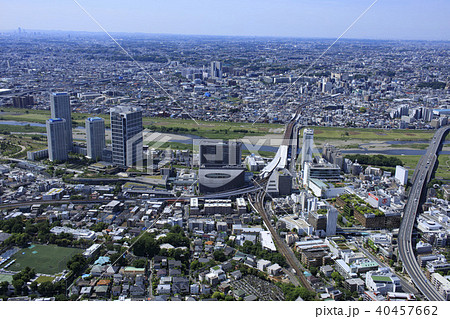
[250,190,313,291]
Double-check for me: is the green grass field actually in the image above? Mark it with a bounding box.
[435,154,450,180]
[388,143,429,150]
[0,124,46,134]
[35,275,56,284]
[0,108,284,140]
[0,273,14,283]
[146,141,194,151]
[302,126,435,141]
[0,133,48,159]
[8,244,83,275]
[0,107,439,141]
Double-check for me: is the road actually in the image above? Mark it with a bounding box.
[398,125,449,301]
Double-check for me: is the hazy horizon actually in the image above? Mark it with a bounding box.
[3,28,450,43]
[1,0,449,41]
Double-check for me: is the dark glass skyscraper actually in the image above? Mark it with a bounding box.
[110,106,143,167]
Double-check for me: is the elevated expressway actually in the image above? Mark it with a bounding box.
[398,125,449,301]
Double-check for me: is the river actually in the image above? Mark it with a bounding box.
[1,120,449,156]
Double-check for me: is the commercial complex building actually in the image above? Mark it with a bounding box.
[198,139,245,193]
[199,140,242,167]
[198,167,245,193]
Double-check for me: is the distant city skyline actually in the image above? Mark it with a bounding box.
[1,0,449,41]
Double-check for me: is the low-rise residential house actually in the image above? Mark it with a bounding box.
[190,283,200,295]
[160,276,172,285]
[257,259,272,272]
[267,263,282,276]
[200,285,211,295]
[205,273,219,286]
[80,287,92,296]
[320,265,334,277]
[112,286,122,297]
[344,278,366,293]
[122,284,130,295]
[120,266,145,276]
[93,285,109,297]
[233,289,246,299]
[113,274,123,284]
[169,268,182,276]
[90,265,105,277]
[130,285,146,297]
[157,284,171,295]
[172,277,189,294]
[156,269,167,278]
[168,260,182,269]
[230,270,242,280]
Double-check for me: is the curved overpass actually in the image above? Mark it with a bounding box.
[398,125,449,301]
[261,94,340,178]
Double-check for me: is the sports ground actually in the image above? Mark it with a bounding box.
[7,244,83,275]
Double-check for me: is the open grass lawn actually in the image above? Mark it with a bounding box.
[35,275,56,284]
[0,133,48,159]
[0,273,14,283]
[303,126,435,141]
[395,155,422,170]
[435,154,450,180]
[0,124,46,134]
[0,108,51,124]
[0,107,284,139]
[388,143,429,150]
[0,107,439,141]
[146,141,193,151]
[8,244,83,275]
[144,117,283,139]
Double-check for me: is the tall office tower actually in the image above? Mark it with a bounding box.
[110,106,143,167]
[50,92,73,151]
[46,118,68,162]
[326,207,338,236]
[210,61,222,79]
[199,140,242,167]
[85,117,105,161]
[301,128,314,168]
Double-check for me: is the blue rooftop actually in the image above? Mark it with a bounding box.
[52,92,68,96]
[88,117,103,122]
[94,256,110,266]
[47,118,64,122]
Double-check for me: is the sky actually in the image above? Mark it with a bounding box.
[0,0,449,40]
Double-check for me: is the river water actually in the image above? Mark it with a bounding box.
[1,120,449,156]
